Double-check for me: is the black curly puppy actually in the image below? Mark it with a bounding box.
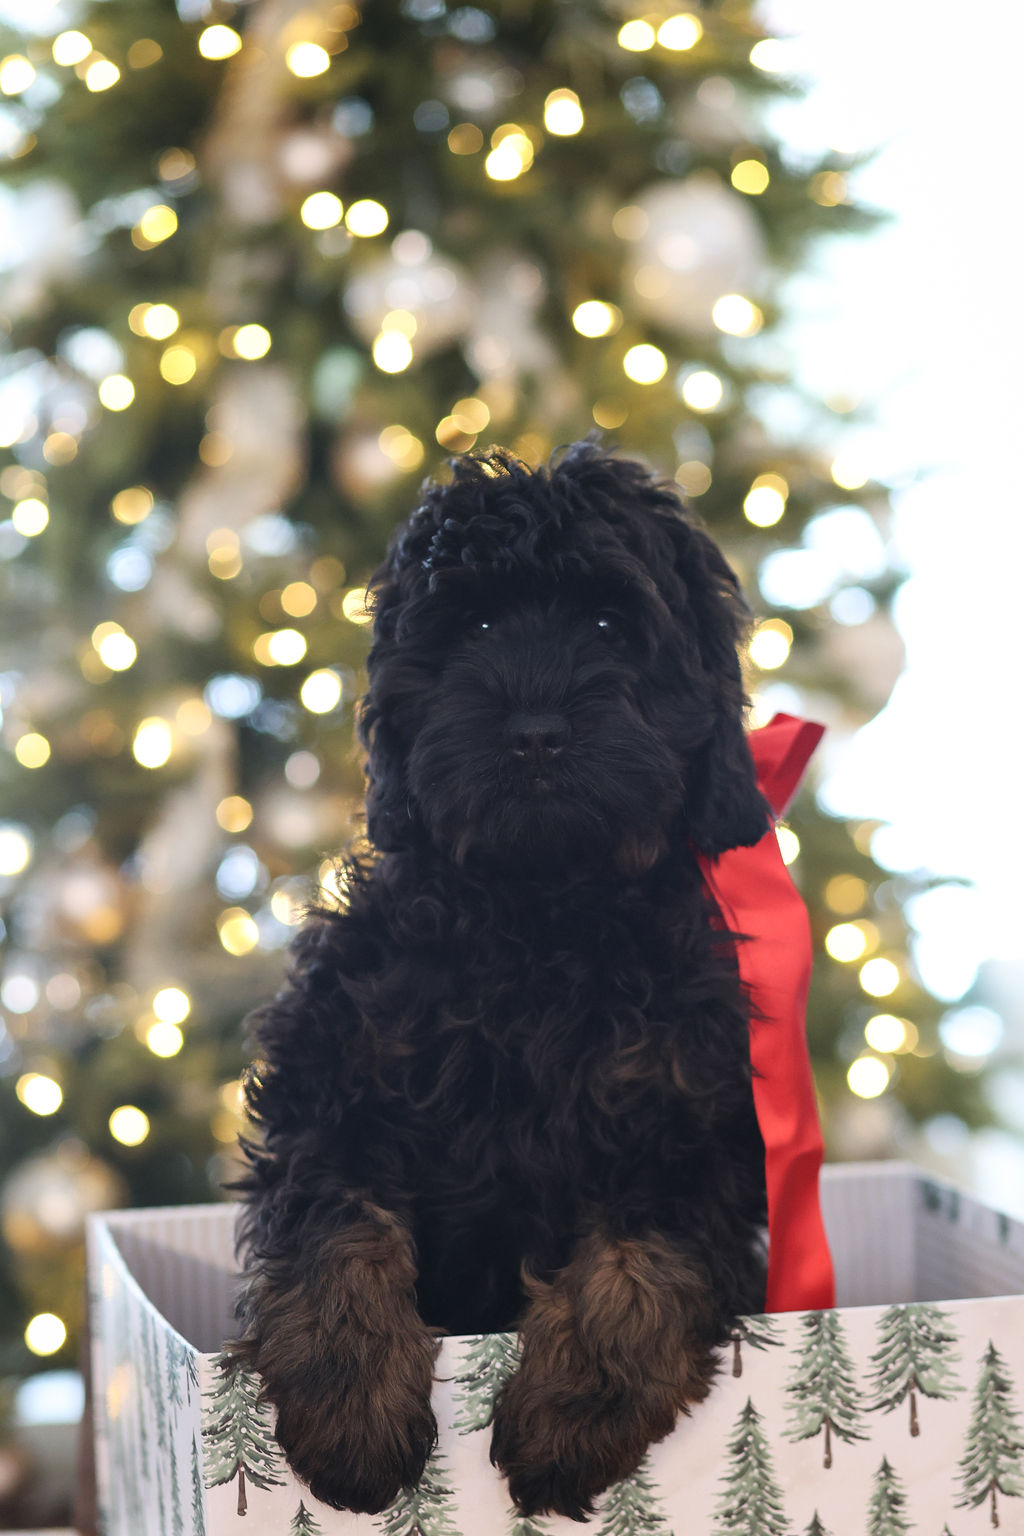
[234,442,772,1522]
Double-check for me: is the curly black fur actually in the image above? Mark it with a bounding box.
[233,442,771,1521]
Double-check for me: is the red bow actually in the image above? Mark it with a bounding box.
[698,713,835,1313]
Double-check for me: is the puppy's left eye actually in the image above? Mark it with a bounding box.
[595,612,622,641]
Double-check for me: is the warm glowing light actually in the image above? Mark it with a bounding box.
[860,957,900,997]
[451,396,490,433]
[748,619,793,670]
[256,628,307,666]
[271,889,304,926]
[544,88,584,136]
[572,301,621,338]
[281,581,317,617]
[285,41,330,77]
[128,39,163,69]
[680,370,723,411]
[776,826,800,865]
[825,923,868,963]
[17,1073,63,1115]
[111,486,153,525]
[300,190,344,229]
[178,699,211,735]
[97,632,137,670]
[0,55,36,94]
[133,718,172,768]
[712,293,763,336]
[593,400,629,430]
[218,908,260,956]
[231,324,272,360]
[658,13,703,49]
[11,497,48,537]
[847,1055,890,1099]
[381,309,417,338]
[216,795,253,833]
[865,1015,911,1054]
[146,1020,184,1057]
[0,827,32,876]
[618,19,656,50]
[750,38,787,71]
[98,375,135,411]
[485,131,534,181]
[810,171,847,207]
[831,452,870,490]
[675,461,711,497]
[622,344,667,384]
[342,198,388,238]
[300,669,343,713]
[198,24,242,59]
[372,331,414,373]
[448,122,484,155]
[378,425,425,471]
[136,205,178,244]
[825,874,868,914]
[731,159,770,195]
[159,345,198,385]
[25,1313,66,1356]
[109,1105,150,1146]
[341,588,373,625]
[15,733,50,769]
[142,304,179,340]
[53,31,92,66]
[743,473,788,527]
[153,987,190,1024]
[86,59,121,91]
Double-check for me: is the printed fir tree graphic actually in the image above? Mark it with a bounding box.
[866,1457,912,1536]
[712,1397,791,1536]
[868,1304,962,1435]
[291,1499,324,1535]
[166,1333,186,1426]
[201,1350,285,1516]
[802,1513,832,1536]
[454,1331,522,1432]
[785,1310,866,1468]
[191,1433,207,1536]
[597,1455,672,1536]
[955,1340,1024,1528]
[730,1313,785,1378]
[375,1447,460,1536]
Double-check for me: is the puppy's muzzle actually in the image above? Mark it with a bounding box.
[503,712,571,769]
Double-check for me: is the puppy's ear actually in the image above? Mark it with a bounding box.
[662,516,771,857]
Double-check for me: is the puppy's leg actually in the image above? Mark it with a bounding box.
[234,1202,439,1514]
[490,1231,719,1521]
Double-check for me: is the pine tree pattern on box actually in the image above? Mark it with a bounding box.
[784,1311,867,1467]
[374,1448,461,1536]
[596,1454,671,1536]
[453,1332,522,1434]
[729,1313,785,1379]
[954,1340,1024,1528]
[201,1350,286,1516]
[868,1304,962,1437]
[712,1398,790,1536]
[866,1458,912,1536]
[88,1172,1024,1535]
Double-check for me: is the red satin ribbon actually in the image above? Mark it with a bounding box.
[698,713,835,1313]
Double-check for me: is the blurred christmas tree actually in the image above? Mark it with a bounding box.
[0,0,986,1381]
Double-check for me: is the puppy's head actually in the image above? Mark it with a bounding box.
[359,442,769,872]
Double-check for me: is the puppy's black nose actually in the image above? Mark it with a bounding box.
[504,712,571,764]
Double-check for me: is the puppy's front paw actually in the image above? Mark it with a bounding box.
[491,1360,672,1522]
[273,1371,437,1514]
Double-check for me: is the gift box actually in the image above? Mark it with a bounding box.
[87,1161,1024,1535]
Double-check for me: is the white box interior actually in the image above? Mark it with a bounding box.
[100,1162,1024,1354]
